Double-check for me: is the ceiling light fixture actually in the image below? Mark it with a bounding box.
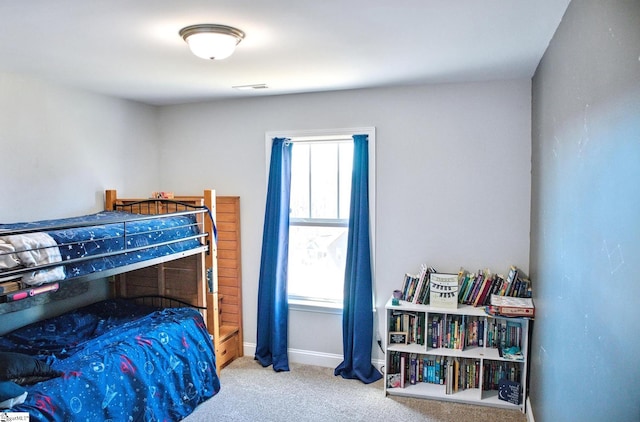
[179,24,245,60]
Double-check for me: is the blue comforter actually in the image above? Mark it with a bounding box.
[0,299,220,421]
[0,211,203,281]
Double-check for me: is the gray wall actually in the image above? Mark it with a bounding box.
[158,80,532,363]
[530,1,640,420]
[0,72,160,333]
[0,72,160,221]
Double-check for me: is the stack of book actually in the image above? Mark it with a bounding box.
[386,352,479,393]
[458,266,532,308]
[398,264,436,305]
[397,264,534,311]
[389,310,426,345]
[486,294,535,318]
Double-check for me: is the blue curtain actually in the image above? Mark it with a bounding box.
[255,137,292,372]
[334,134,382,384]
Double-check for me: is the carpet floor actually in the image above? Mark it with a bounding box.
[183,356,528,422]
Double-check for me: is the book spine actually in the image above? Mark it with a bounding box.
[401,273,412,300]
[458,274,470,304]
[490,306,534,317]
[400,354,406,388]
[503,266,518,296]
[473,273,493,307]
[431,316,439,348]
[468,272,484,304]
[461,273,476,304]
[422,358,428,383]
[412,265,426,304]
[506,307,534,317]
[484,275,501,305]
[410,354,417,385]
[0,281,20,294]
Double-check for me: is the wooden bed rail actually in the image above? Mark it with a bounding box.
[105,189,217,321]
[106,190,230,372]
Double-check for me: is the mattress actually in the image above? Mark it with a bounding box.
[0,298,220,421]
[0,211,203,285]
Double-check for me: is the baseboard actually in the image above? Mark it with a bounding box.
[243,342,385,371]
[526,396,535,422]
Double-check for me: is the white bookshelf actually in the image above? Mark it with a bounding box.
[384,298,529,412]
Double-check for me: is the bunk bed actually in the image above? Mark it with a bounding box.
[0,190,223,420]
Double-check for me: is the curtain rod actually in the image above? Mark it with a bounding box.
[289,136,354,143]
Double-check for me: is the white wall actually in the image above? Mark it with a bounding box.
[0,73,532,363]
[0,72,160,333]
[0,72,161,220]
[157,80,532,364]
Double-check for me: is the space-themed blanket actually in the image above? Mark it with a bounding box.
[0,210,203,284]
[0,299,220,421]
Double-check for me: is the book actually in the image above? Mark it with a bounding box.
[505,321,522,348]
[400,354,406,388]
[400,273,413,300]
[488,294,535,317]
[489,274,505,298]
[430,316,441,348]
[498,378,522,405]
[416,313,426,345]
[466,270,484,305]
[412,265,427,304]
[457,271,472,304]
[501,266,532,298]
[473,271,494,307]
[516,276,532,297]
[445,358,454,394]
[502,266,518,296]
[0,281,20,294]
[429,273,459,309]
[409,354,417,385]
[460,273,474,304]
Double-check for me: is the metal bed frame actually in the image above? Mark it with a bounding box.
[0,196,214,314]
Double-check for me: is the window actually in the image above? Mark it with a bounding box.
[288,139,353,306]
[265,128,375,311]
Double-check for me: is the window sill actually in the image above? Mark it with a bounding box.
[288,298,343,315]
[287,298,378,315]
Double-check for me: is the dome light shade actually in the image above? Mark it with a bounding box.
[179,24,245,60]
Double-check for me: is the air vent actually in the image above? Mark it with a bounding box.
[232,84,268,90]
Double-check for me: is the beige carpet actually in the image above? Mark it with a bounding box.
[183,356,527,422]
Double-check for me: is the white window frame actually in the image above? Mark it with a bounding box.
[265,127,376,314]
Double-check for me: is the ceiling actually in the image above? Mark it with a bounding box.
[0,1,570,106]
